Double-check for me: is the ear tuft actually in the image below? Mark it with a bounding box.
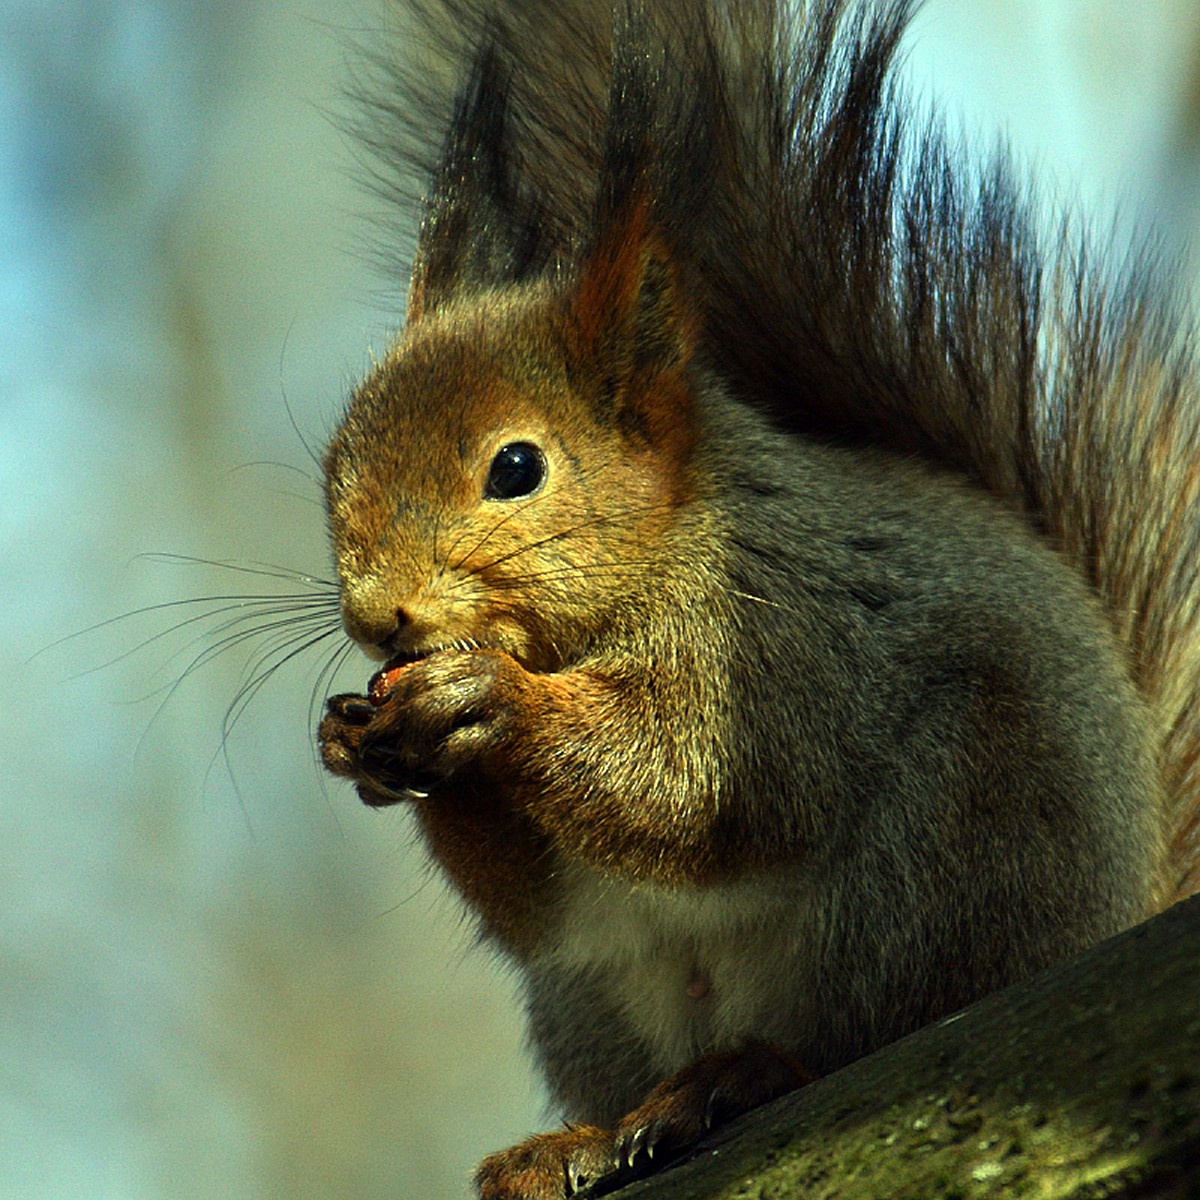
[407,42,545,323]
[567,194,700,440]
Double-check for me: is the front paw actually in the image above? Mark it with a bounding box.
[357,649,526,797]
[318,692,405,805]
[475,1126,617,1200]
[318,692,373,775]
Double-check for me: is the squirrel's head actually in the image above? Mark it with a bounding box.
[324,200,702,672]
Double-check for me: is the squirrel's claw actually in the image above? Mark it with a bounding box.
[621,1122,650,1168]
[324,692,375,725]
[612,1042,816,1173]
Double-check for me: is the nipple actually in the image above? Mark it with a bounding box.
[685,969,712,1001]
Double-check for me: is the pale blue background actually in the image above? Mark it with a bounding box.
[4,2,1199,1197]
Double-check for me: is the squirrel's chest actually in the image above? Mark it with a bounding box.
[541,867,817,1071]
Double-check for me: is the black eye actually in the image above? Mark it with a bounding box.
[484,442,546,500]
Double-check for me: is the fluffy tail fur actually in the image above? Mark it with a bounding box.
[355,0,1200,901]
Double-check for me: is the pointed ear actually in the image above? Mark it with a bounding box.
[407,43,543,323]
[566,195,700,444]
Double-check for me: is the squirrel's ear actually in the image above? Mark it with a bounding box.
[407,44,543,323]
[566,196,700,443]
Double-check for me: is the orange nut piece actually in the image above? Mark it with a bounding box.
[367,660,415,707]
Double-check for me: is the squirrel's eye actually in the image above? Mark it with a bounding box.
[484,442,546,500]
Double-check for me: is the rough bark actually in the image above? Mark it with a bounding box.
[600,894,1200,1199]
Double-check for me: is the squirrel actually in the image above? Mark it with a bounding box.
[317,1,1200,1196]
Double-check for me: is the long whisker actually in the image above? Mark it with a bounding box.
[223,460,324,489]
[309,636,360,740]
[136,552,337,589]
[209,625,350,834]
[221,624,347,743]
[57,546,362,823]
[465,501,677,575]
[60,594,337,680]
[131,611,342,786]
[135,613,337,755]
[278,321,327,475]
[445,493,545,572]
[128,607,340,706]
[477,563,668,588]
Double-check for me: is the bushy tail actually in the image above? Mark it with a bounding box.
[361,0,1200,901]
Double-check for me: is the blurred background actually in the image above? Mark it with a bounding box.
[4,1,1200,1197]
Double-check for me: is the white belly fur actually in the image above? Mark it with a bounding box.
[543,862,818,1072]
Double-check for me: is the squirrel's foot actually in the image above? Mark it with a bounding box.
[475,1125,616,1200]
[611,1041,816,1173]
[475,1044,814,1198]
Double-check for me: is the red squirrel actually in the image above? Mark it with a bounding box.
[317,1,1200,1196]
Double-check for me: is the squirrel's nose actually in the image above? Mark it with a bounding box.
[339,578,414,652]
